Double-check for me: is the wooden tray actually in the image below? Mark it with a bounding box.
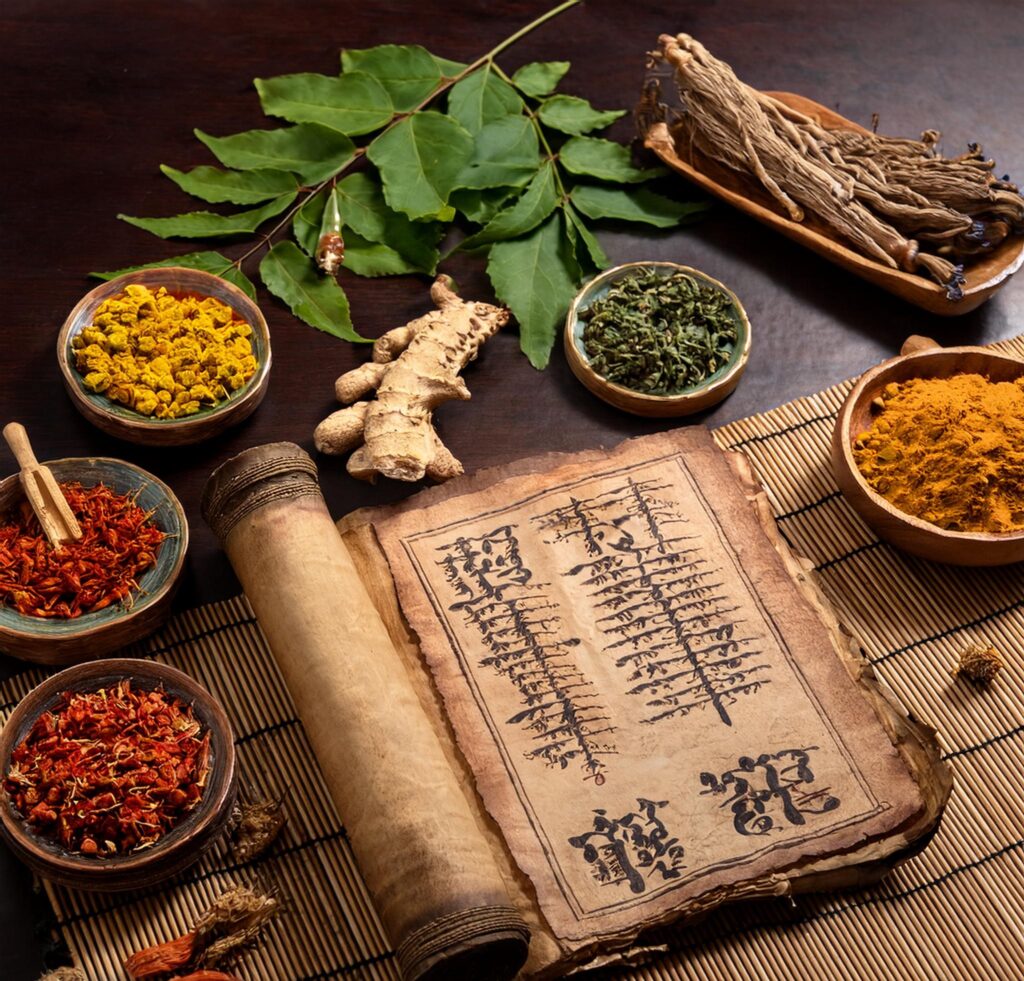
[643,92,1024,314]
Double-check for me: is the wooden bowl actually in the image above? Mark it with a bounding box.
[564,261,751,417]
[0,457,188,663]
[644,93,1024,315]
[831,335,1024,565]
[0,658,236,891]
[58,267,271,446]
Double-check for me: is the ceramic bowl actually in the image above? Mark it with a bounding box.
[831,335,1024,565]
[564,261,751,417]
[57,267,271,446]
[0,658,235,891]
[0,457,187,663]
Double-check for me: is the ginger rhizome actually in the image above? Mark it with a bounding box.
[314,276,508,482]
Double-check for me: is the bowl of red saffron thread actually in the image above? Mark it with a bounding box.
[0,658,236,891]
[0,456,187,664]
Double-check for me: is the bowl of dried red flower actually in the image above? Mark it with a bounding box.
[0,457,187,664]
[0,658,236,890]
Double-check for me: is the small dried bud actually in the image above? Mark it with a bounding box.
[954,643,1004,685]
[316,231,345,276]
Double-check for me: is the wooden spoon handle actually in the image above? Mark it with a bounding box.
[900,335,941,357]
[3,422,40,472]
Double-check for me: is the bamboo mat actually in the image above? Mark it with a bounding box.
[4,338,1024,980]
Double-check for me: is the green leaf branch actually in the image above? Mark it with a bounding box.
[100,0,707,366]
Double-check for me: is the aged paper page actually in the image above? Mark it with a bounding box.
[375,429,923,946]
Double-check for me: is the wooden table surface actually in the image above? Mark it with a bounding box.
[2,1,1021,977]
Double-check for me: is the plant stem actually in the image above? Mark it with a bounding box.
[228,0,582,272]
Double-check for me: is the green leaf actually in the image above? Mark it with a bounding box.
[90,251,256,299]
[293,189,327,256]
[343,230,425,277]
[450,187,519,224]
[570,184,708,228]
[457,115,541,190]
[487,211,579,369]
[367,111,473,220]
[258,241,368,342]
[564,204,609,272]
[537,94,626,135]
[255,72,393,136]
[447,65,523,134]
[559,136,667,184]
[118,193,296,239]
[433,55,468,78]
[334,173,441,272]
[196,124,355,184]
[159,165,297,205]
[341,44,457,112]
[512,61,570,98]
[457,161,558,252]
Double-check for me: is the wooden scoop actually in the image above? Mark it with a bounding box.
[2,423,82,546]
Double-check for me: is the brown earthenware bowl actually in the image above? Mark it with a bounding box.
[0,457,187,664]
[0,658,236,891]
[57,267,271,446]
[831,335,1024,565]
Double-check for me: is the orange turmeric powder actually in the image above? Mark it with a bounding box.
[853,373,1024,533]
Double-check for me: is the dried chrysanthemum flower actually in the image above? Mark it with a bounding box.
[954,643,1004,684]
[231,795,287,862]
[38,970,87,981]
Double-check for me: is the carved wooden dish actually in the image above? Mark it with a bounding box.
[644,93,1024,315]
[832,336,1024,565]
[58,267,271,446]
[0,457,187,663]
[0,658,236,891]
[564,261,751,417]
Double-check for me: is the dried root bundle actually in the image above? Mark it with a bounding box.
[643,33,1024,297]
[314,275,508,482]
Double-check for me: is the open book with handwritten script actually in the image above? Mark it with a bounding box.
[337,427,949,977]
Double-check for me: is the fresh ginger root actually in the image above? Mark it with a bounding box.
[314,275,508,482]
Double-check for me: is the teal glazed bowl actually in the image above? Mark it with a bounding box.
[57,266,271,446]
[0,458,187,664]
[564,261,751,417]
[0,658,236,890]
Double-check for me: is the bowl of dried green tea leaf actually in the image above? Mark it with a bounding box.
[564,262,751,417]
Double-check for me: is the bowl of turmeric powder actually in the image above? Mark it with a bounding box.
[831,335,1024,565]
[57,267,271,446]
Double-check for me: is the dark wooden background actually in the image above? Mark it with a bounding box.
[2,1,1021,977]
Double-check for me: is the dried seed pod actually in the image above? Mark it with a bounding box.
[954,643,1004,684]
[231,794,287,862]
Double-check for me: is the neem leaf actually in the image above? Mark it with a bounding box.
[159,165,297,205]
[487,210,579,369]
[457,161,558,252]
[335,173,441,272]
[537,94,626,135]
[447,65,523,134]
[457,115,541,190]
[196,124,355,184]
[564,204,609,272]
[255,71,393,136]
[512,60,570,98]
[570,184,708,228]
[91,251,256,299]
[118,193,296,239]
[559,136,667,184]
[293,189,328,256]
[367,111,473,220]
[450,187,520,224]
[259,241,368,342]
[341,44,452,112]
[342,230,426,277]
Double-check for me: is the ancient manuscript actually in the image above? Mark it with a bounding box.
[375,429,925,947]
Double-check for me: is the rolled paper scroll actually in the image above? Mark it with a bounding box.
[202,443,530,981]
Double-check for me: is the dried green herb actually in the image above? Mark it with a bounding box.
[580,268,738,394]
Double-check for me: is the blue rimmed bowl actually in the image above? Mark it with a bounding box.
[564,261,751,417]
[0,458,187,664]
[57,267,271,446]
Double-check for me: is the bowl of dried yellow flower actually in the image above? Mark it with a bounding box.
[57,268,271,446]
